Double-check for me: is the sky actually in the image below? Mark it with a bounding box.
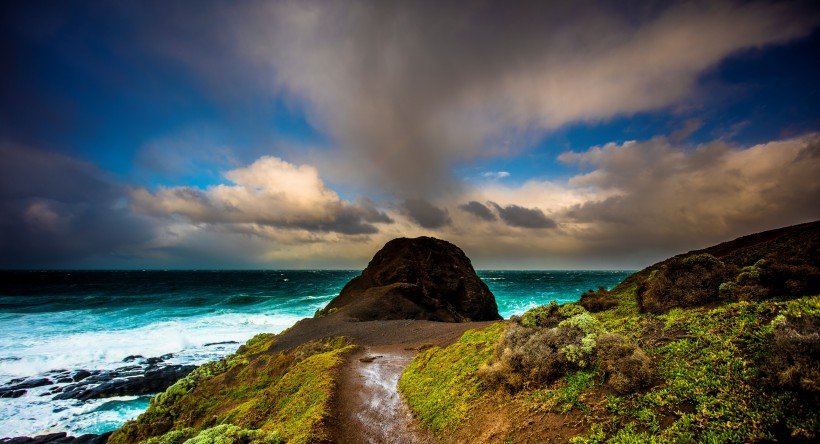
[1,0,820,270]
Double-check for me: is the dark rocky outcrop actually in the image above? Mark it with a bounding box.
[1,354,196,405]
[322,237,501,322]
[53,364,196,401]
[0,378,53,398]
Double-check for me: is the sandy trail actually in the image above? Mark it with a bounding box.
[332,347,435,444]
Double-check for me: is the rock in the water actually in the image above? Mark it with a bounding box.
[72,370,92,382]
[54,364,196,401]
[0,377,53,398]
[322,237,501,322]
[0,388,26,398]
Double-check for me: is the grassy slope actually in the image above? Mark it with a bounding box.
[109,335,354,444]
[399,222,820,443]
[398,322,506,435]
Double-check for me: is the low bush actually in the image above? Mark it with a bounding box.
[637,253,734,313]
[579,286,618,312]
[185,424,283,444]
[520,300,563,328]
[480,322,585,390]
[596,333,653,394]
[767,314,820,392]
[480,303,605,390]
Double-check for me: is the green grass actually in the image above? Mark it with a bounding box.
[110,336,354,444]
[526,368,600,414]
[399,285,818,442]
[573,295,820,443]
[398,322,506,434]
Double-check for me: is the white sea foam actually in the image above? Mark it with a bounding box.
[0,311,302,380]
[0,308,306,438]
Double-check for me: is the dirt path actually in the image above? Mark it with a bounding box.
[331,346,435,444]
[275,318,496,442]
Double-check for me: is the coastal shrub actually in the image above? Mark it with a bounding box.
[596,333,652,394]
[756,251,820,298]
[184,424,283,444]
[480,304,602,390]
[521,300,562,328]
[141,428,197,444]
[637,253,734,313]
[767,314,820,392]
[579,286,618,312]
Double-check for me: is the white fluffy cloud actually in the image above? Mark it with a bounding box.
[132,156,392,235]
[122,133,820,268]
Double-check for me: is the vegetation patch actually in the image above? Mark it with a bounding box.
[579,286,619,313]
[142,425,283,444]
[767,313,820,392]
[398,322,505,435]
[572,296,820,443]
[637,253,733,313]
[596,333,652,394]
[480,302,650,396]
[109,336,354,444]
[524,369,599,414]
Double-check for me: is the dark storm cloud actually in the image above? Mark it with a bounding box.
[558,134,820,252]
[459,201,497,221]
[0,144,154,268]
[400,199,452,229]
[490,202,557,229]
[213,0,819,198]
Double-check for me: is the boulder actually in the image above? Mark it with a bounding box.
[53,364,196,401]
[322,237,501,322]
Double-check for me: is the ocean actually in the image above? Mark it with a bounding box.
[0,269,632,438]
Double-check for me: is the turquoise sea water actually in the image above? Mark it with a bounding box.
[0,269,631,437]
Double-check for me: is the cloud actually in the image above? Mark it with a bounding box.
[459,201,497,221]
[0,144,154,268]
[209,0,818,198]
[482,171,510,180]
[132,155,392,235]
[399,198,452,229]
[489,202,557,229]
[557,133,820,250]
[670,119,702,143]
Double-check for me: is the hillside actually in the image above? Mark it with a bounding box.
[400,221,820,442]
[108,223,819,443]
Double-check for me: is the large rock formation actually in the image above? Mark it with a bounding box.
[322,237,501,322]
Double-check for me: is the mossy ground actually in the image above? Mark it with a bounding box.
[110,334,354,444]
[397,322,506,435]
[577,294,819,443]
[399,282,820,442]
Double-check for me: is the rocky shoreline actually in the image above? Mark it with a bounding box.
[1,353,197,441]
[1,355,195,401]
